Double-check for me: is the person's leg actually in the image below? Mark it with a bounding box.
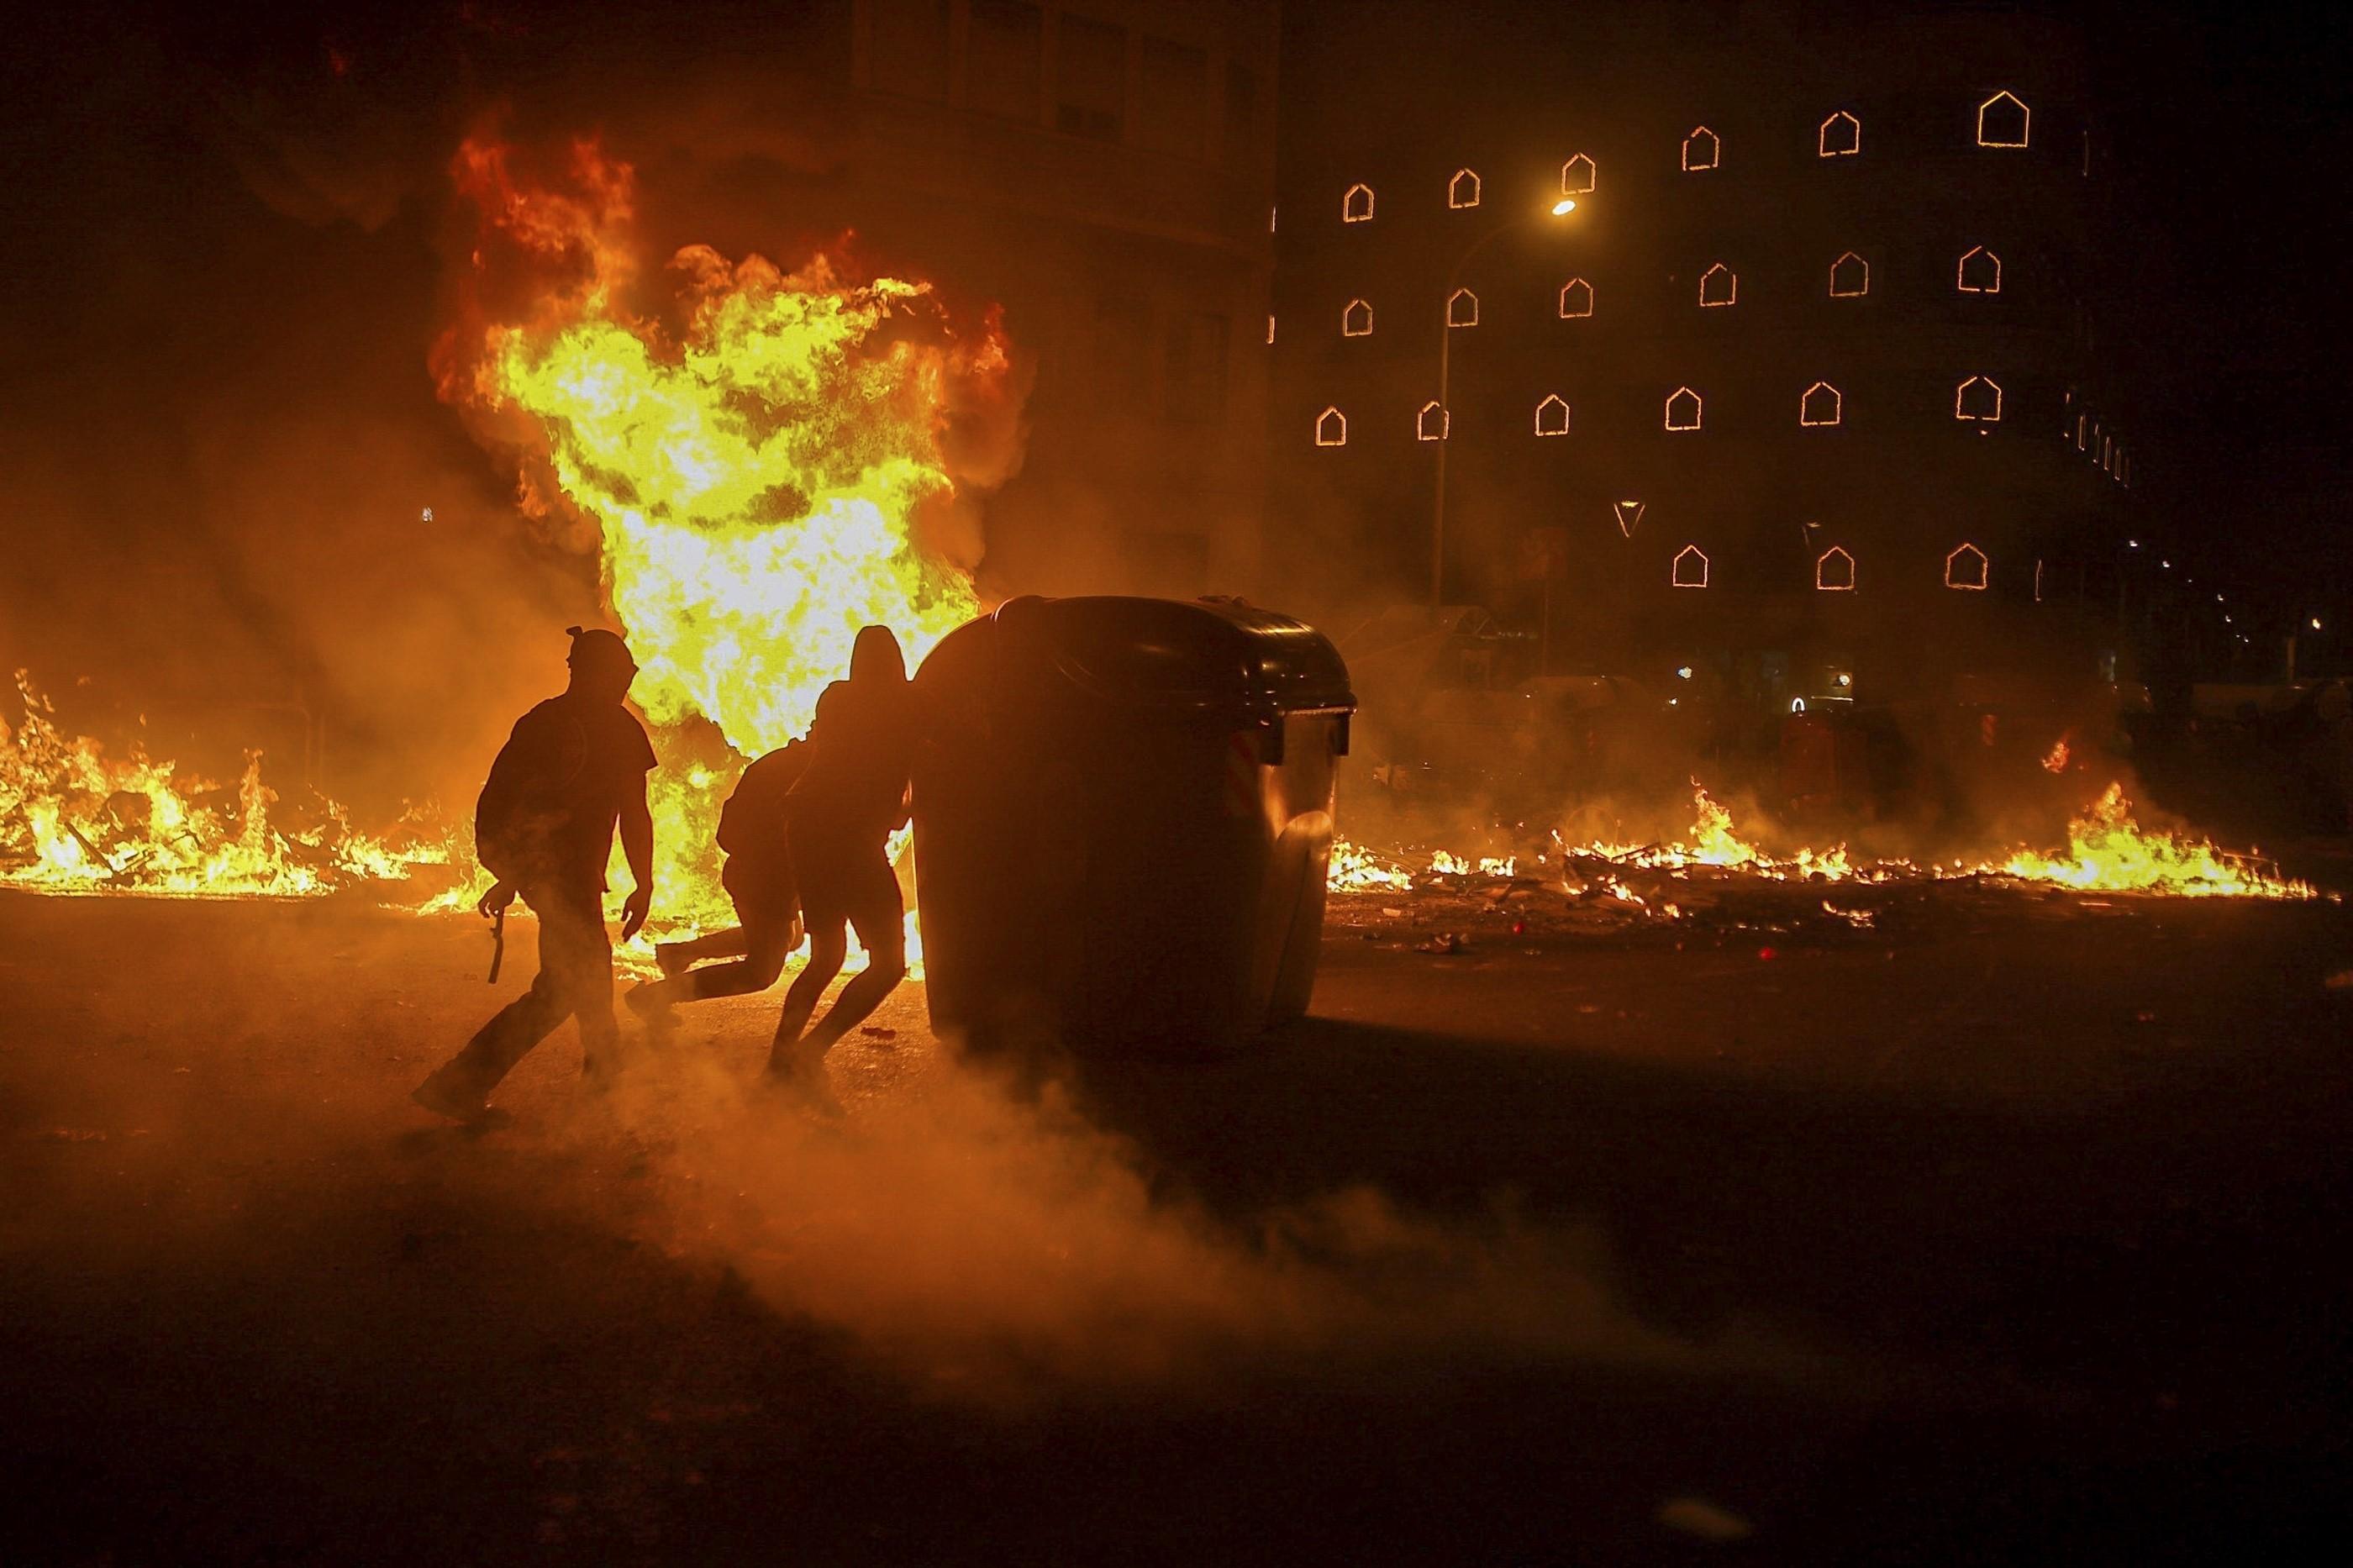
[655,925,748,976]
[797,854,906,1055]
[635,908,797,1009]
[535,884,619,1077]
[413,883,592,1115]
[767,926,845,1070]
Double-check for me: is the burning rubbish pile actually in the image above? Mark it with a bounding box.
[1,674,461,900]
[1329,780,2322,948]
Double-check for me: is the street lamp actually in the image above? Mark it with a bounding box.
[1429,196,1582,609]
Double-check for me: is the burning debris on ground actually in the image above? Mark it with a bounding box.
[1329,779,2324,955]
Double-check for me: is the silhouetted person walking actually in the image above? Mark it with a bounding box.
[413,626,656,1121]
[768,626,915,1090]
[625,739,808,1025]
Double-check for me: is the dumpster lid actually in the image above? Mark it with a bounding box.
[986,595,1355,714]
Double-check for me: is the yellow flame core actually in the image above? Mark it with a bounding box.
[488,257,980,760]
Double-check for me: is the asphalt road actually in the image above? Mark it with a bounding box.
[3,883,2350,1564]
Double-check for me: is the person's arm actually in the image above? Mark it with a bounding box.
[619,774,654,939]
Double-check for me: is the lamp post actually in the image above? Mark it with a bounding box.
[1430,196,1580,611]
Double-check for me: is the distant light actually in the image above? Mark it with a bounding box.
[2127,539,2140,548]
[1676,666,1693,680]
[1791,697,1807,713]
[2314,618,2325,631]
[420,506,434,523]
[2224,615,2233,624]
[1551,198,1577,216]
[2215,593,2225,603]
[1835,673,1851,688]
[2161,560,2172,569]
[1667,697,1679,707]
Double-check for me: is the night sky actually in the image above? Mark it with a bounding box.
[2,0,2345,722]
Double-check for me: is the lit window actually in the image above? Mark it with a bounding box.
[1343,183,1374,223]
[1829,251,1869,298]
[1266,314,1276,345]
[1445,287,1478,328]
[1815,546,1856,591]
[1945,543,1989,590]
[1534,394,1571,437]
[2075,412,2087,450]
[1447,168,1481,209]
[1698,263,1738,308]
[1800,381,1842,427]
[1342,298,1372,337]
[1315,407,1347,446]
[1955,376,2003,423]
[1682,125,1720,171]
[1665,386,1703,431]
[2035,559,2045,602]
[1977,91,2029,149]
[1560,154,1597,196]
[1613,499,1645,538]
[1957,245,2002,293]
[2102,434,2113,471]
[1671,545,1710,587]
[1557,277,1593,318]
[1819,110,1861,157]
[1417,401,1450,441]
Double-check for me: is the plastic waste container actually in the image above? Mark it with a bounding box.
[912,595,1355,1058]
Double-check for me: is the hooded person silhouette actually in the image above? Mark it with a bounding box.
[768,625,916,1092]
[413,626,656,1121]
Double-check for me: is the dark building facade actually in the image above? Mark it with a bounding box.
[1267,1,2140,708]
[842,0,1281,598]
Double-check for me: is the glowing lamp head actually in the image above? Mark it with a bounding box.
[1550,198,1577,216]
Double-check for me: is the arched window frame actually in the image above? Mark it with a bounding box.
[1557,277,1594,318]
[1445,287,1479,328]
[1682,125,1720,171]
[1815,546,1856,591]
[1977,91,2030,149]
[1533,395,1571,437]
[1698,263,1738,308]
[1315,407,1348,446]
[1671,545,1710,588]
[1945,543,1990,590]
[1665,386,1703,431]
[1560,154,1598,196]
[1954,376,2003,423]
[1341,299,1373,338]
[1447,168,1482,208]
[1829,250,1870,298]
[1957,245,2003,293]
[1416,400,1450,441]
[1800,381,1843,428]
[1819,110,1861,157]
[1342,183,1375,223]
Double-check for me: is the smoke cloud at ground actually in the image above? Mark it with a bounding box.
[533,1037,1739,1401]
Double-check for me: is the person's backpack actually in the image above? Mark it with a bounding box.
[473,702,585,882]
[719,740,808,858]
